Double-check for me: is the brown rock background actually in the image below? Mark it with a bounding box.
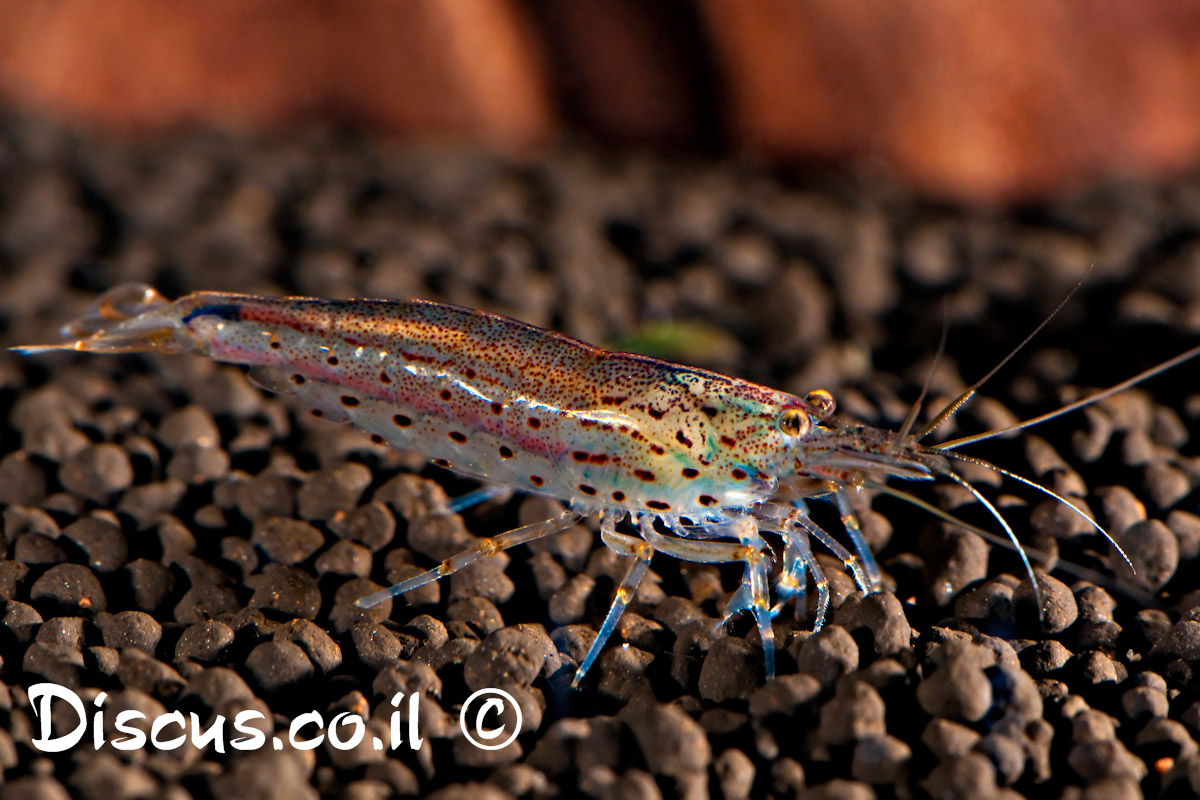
[2,0,1200,200]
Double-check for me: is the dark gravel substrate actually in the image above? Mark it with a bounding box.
[2,115,1200,799]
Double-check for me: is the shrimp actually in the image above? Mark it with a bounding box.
[12,282,1200,686]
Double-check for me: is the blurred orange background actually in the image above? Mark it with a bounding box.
[3,0,1200,202]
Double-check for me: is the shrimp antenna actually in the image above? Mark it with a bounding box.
[916,270,1092,441]
[934,341,1200,451]
[922,462,1043,612]
[895,307,950,445]
[937,450,1135,574]
[876,482,1157,608]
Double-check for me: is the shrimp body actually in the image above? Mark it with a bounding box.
[76,286,815,514]
[15,283,1196,687]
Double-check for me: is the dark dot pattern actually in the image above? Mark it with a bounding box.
[181,293,807,515]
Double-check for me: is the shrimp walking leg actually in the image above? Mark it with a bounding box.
[356,509,580,608]
[573,515,655,686]
[645,517,777,679]
[835,489,883,592]
[764,515,829,625]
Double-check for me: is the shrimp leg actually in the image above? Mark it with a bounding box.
[647,517,777,680]
[573,514,655,686]
[356,509,580,607]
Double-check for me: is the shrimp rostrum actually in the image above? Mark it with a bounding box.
[13,283,1200,685]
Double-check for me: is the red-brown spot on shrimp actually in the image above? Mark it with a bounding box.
[433,459,451,469]
[650,445,665,455]
[612,491,625,502]
[393,414,413,427]
[269,340,281,350]
[463,367,476,379]
[528,418,541,429]
[589,454,609,464]
[380,372,391,384]
[311,409,324,418]
[602,395,627,405]
[720,435,736,448]
[572,451,589,462]
[757,472,770,481]
[676,431,692,447]
[491,402,503,415]
[370,434,385,445]
[682,468,699,479]
[731,468,747,480]
[327,356,339,366]
[635,469,655,482]
[499,446,514,459]
[530,475,544,486]
[646,500,670,511]
[578,484,597,496]
[699,495,717,506]
[449,431,467,443]
[440,389,452,401]
[701,406,718,418]
[291,374,305,385]
[648,407,665,420]
[341,395,360,407]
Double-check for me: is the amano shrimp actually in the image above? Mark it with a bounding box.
[13,283,1200,686]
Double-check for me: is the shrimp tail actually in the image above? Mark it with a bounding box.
[9,283,202,356]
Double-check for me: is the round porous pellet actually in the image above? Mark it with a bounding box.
[30,563,107,613]
[276,618,343,673]
[0,450,46,506]
[818,678,887,746]
[1143,460,1192,509]
[922,753,998,799]
[448,555,514,604]
[715,748,756,800]
[3,600,43,642]
[548,573,595,624]
[97,610,161,654]
[792,624,859,687]
[57,442,134,504]
[174,619,235,662]
[350,621,411,670]
[167,444,230,484]
[834,592,912,656]
[246,564,321,619]
[463,626,551,689]
[233,473,297,522]
[251,517,326,564]
[851,733,911,785]
[117,479,188,529]
[35,616,85,649]
[61,516,128,572]
[921,718,981,760]
[619,700,711,783]
[123,558,175,612]
[917,641,994,723]
[315,539,372,577]
[327,501,395,552]
[297,462,373,521]
[920,525,990,606]
[1013,573,1077,633]
[1114,518,1179,592]
[698,637,760,702]
[954,578,1015,623]
[1017,639,1072,675]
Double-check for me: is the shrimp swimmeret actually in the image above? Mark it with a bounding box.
[13,283,1200,686]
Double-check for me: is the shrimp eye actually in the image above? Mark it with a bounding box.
[804,389,836,420]
[778,408,810,437]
